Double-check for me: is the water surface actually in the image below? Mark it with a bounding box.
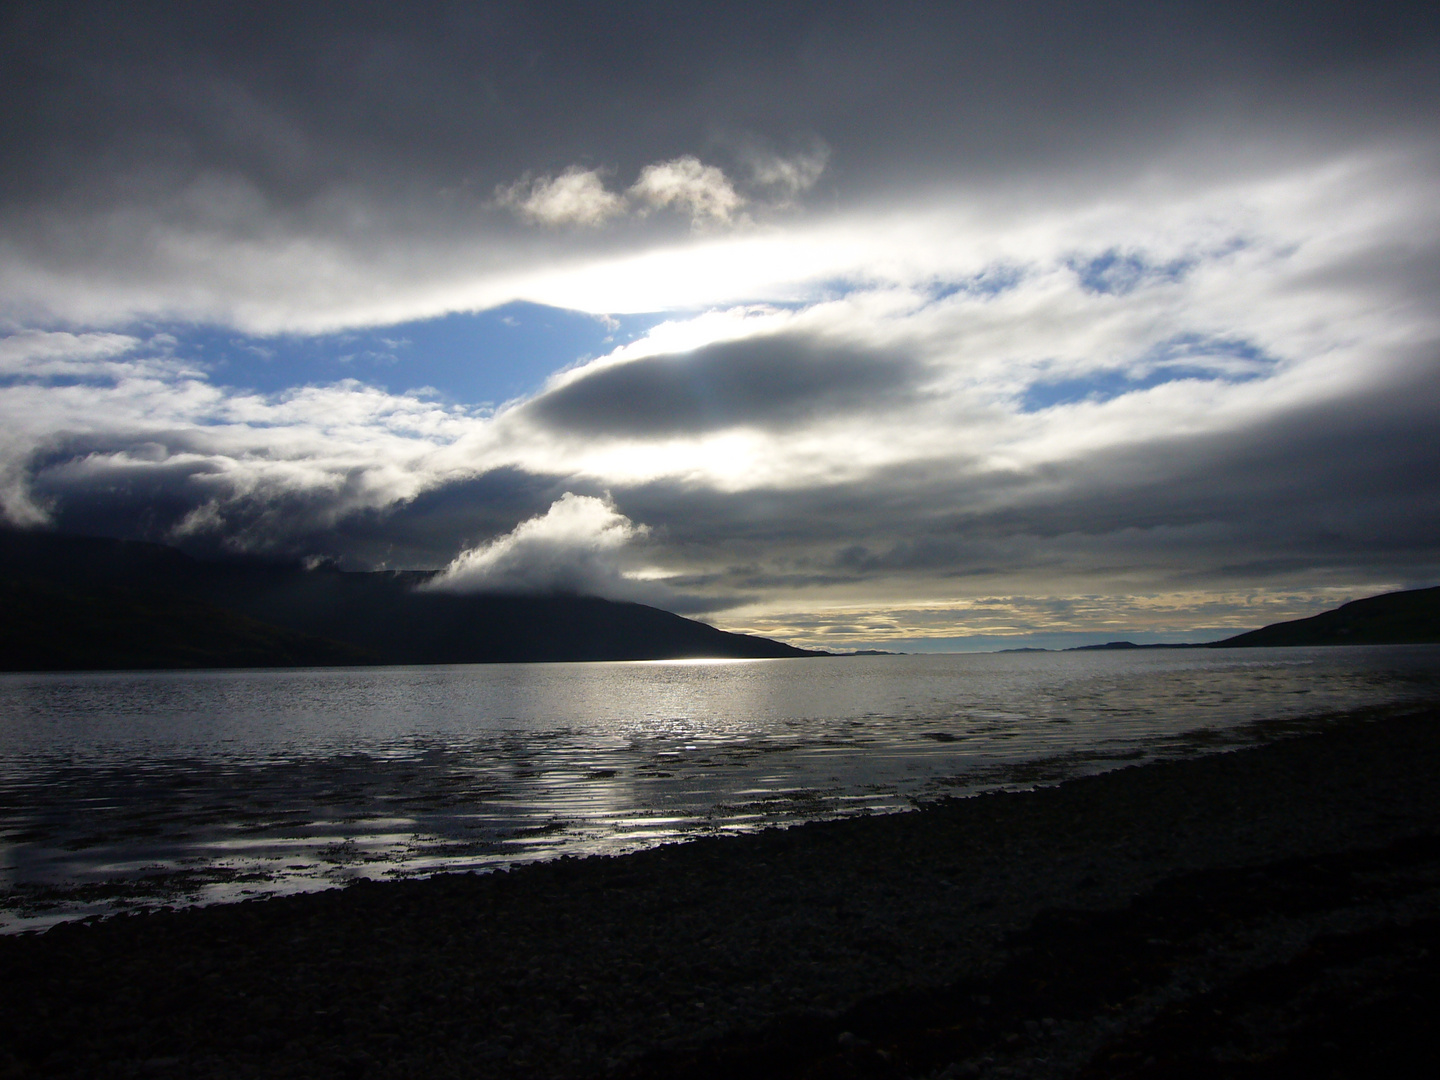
[2,646,1436,931]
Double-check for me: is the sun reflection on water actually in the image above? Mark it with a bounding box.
[0,646,1436,932]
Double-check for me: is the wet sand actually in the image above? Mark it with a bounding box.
[2,701,1439,1078]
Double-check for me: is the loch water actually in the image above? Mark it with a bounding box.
[2,645,1437,931]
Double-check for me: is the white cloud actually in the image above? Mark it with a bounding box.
[0,330,142,377]
[743,143,831,204]
[0,352,479,536]
[423,492,648,597]
[0,451,48,526]
[493,168,627,227]
[494,156,751,232]
[628,156,746,225]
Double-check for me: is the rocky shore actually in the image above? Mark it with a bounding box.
[3,702,1440,1079]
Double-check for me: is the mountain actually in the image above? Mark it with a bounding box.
[1211,586,1440,648]
[0,577,378,671]
[0,531,822,670]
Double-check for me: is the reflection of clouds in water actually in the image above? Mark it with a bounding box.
[2,648,1437,931]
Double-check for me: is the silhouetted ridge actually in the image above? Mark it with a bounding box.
[0,577,377,671]
[0,531,822,670]
[1212,586,1440,647]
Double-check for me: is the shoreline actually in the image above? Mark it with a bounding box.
[3,701,1440,1077]
[7,648,1438,935]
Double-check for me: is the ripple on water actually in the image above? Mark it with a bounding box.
[1,647,1437,930]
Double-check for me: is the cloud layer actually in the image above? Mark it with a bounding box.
[2,2,1438,645]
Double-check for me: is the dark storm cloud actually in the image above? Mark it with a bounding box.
[5,1,1437,218]
[3,0,1438,335]
[589,356,1440,594]
[329,469,571,569]
[525,333,921,437]
[29,424,564,568]
[1,1,822,222]
[31,443,221,544]
[28,431,376,560]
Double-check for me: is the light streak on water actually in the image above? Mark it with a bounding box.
[0,646,1436,931]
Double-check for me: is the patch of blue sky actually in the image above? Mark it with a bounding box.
[0,372,90,390]
[776,276,875,306]
[1149,332,1276,372]
[1021,365,1244,413]
[1067,248,1194,295]
[148,302,669,407]
[1020,333,1277,413]
[927,263,1025,301]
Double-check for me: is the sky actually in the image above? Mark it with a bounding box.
[2,1,1438,650]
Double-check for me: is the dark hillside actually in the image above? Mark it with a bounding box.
[0,531,820,670]
[0,578,376,671]
[1213,585,1440,647]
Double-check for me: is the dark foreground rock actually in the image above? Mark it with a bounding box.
[3,704,1440,1079]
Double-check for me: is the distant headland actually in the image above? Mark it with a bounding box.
[0,531,823,671]
[1057,586,1440,652]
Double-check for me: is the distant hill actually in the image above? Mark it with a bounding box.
[1066,641,1199,651]
[0,531,823,671]
[1211,586,1440,648]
